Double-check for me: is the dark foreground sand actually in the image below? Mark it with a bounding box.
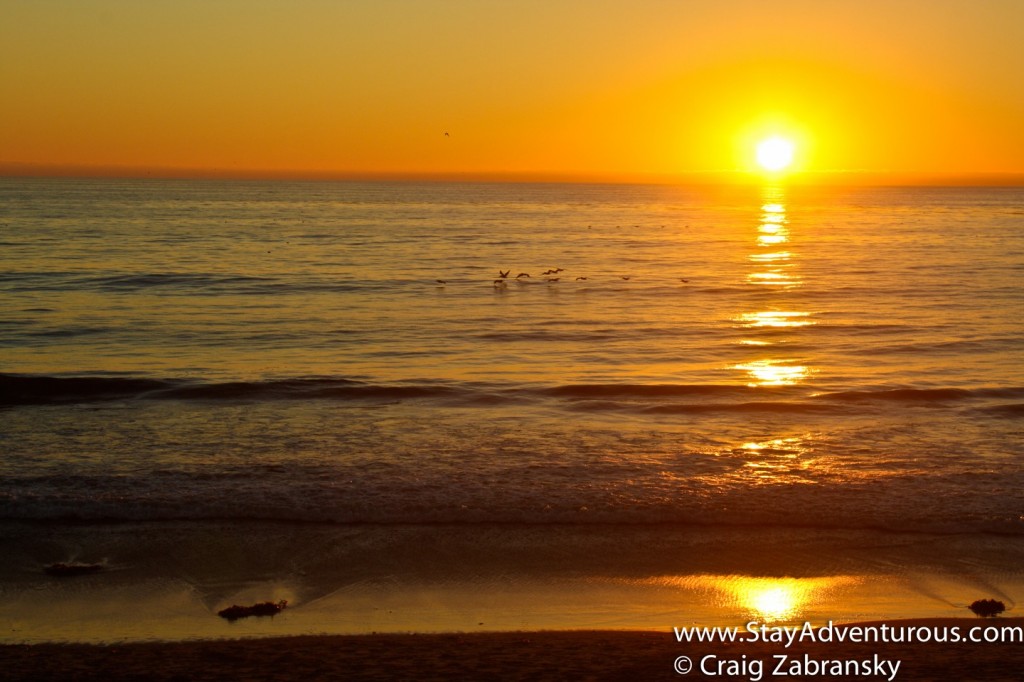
[3,620,1024,681]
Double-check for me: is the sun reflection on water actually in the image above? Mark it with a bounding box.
[732,360,810,386]
[749,585,800,621]
[757,205,789,246]
[736,311,813,328]
[749,251,792,262]
[695,575,860,623]
[734,436,818,481]
[757,232,789,246]
[646,574,861,624]
[735,186,816,388]
[750,194,799,280]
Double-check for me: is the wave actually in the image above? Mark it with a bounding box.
[2,271,371,295]
[975,403,1024,418]
[0,374,754,407]
[639,402,843,415]
[1,374,174,406]
[2,472,1022,536]
[5,373,1022,410]
[81,273,277,290]
[823,387,975,402]
[0,374,474,406]
[543,383,764,399]
[822,387,1024,403]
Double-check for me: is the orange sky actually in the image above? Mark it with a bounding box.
[2,1,1023,182]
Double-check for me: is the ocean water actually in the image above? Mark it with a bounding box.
[1,178,1023,639]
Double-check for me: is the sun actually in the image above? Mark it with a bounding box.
[756,136,795,172]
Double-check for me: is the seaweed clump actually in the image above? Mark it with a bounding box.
[217,600,288,622]
[968,599,1006,618]
[44,562,104,577]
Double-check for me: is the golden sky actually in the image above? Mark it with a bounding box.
[2,0,1023,181]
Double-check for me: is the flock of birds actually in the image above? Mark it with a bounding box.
[434,269,690,287]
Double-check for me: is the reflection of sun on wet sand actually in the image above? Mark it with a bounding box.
[4,620,1024,681]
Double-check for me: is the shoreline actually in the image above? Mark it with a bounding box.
[4,521,1024,644]
[3,620,1024,681]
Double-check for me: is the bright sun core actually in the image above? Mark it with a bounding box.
[756,137,795,172]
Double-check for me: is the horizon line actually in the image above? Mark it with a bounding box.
[2,163,1024,187]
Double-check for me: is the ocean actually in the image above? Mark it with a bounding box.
[1,178,1022,641]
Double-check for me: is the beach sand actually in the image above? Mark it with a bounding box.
[3,620,1023,681]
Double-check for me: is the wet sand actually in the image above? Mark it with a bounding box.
[3,620,1023,681]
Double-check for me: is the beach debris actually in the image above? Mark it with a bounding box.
[968,599,1006,618]
[44,562,104,577]
[217,600,288,622]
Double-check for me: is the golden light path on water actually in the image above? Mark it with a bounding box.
[708,576,862,623]
[732,185,815,388]
[751,202,797,283]
[736,311,814,328]
[737,436,818,481]
[649,575,862,624]
[732,360,811,386]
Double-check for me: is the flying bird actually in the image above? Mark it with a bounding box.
[498,270,510,279]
